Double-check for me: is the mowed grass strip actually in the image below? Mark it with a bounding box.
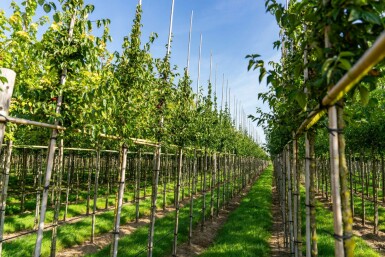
[87,190,217,257]
[300,188,381,256]
[199,166,273,257]
[2,189,175,257]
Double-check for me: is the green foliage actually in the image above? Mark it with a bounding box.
[248,0,385,156]
[0,1,265,157]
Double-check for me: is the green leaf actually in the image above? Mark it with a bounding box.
[38,0,45,6]
[259,68,266,83]
[43,4,51,13]
[53,13,59,23]
[294,91,307,110]
[362,12,381,25]
[339,51,355,57]
[338,59,351,71]
[348,9,361,22]
[359,86,369,106]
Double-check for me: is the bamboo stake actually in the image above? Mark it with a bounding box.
[0,141,12,255]
[111,145,128,257]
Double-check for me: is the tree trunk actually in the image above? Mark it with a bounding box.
[50,139,64,257]
[147,145,161,257]
[111,145,128,257]
[328,105,344,257]
[136,149,142,223]
[91,149,101,242]
[172,148,183,256]
[189,149,197,245]
[0,141,13,255]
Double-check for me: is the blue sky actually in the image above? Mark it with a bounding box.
[0,0,283,144]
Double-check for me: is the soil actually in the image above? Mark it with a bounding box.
[269,186,290,257]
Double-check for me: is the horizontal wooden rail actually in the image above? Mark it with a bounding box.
[0,115,66,130]
[295,30,385,138]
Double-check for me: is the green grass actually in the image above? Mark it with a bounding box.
[199,166,273,257]
[86,190,217,257]
[300,188,380,256]
[2,187,175,257]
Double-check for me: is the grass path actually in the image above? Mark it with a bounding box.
[198,166,273,257]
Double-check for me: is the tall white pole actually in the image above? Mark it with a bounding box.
[166,0,175,56]
[186,10,193,74]
[220,74,224,111]
[148,1,175,256]
[197,33,203,96]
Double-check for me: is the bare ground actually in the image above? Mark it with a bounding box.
[269,186,290,257]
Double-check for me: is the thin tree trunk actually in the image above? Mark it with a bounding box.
[309,132,318,257]
[0,141,13,255]
[50,139,64,257]
[201,150,207,231]
[63,153,72,221]
[210,152,216,221]
[328,105,344,257]
[91,149,101,243]
[34,150,43,229]
[86,156,93,216]
[172,148,183,256]
[336,102,354,256]
[372,154,378,235]
[360,153,365,226]
[189,149,197,245]
[111,145,128,257]
[136,149,142,223]
[147,145,161,257]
